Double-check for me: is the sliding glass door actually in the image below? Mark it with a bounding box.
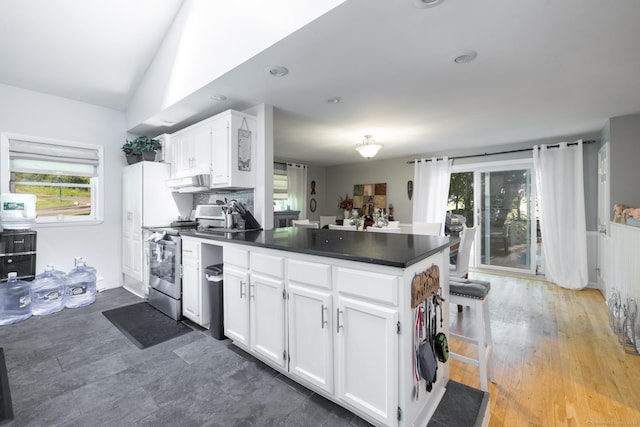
[451,160,538,275]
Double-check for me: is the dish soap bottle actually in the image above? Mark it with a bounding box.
[0,272,32,325]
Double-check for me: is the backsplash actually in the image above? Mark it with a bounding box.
[193,190,254,212]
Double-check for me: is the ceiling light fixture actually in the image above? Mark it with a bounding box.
[413,0,444,8]
[327,96,342,104]
[452,50,478,64]
[265,65,289,77]
[209,94,227,101]
[356,135,383,159]
[160,119,175,125]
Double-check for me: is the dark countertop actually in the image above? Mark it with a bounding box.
[180,227,456,268]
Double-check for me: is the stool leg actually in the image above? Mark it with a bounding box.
[484,297,495,383]
[476,298,488,391]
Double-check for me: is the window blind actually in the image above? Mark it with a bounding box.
[9,138,100,177]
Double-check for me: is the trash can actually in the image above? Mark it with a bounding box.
[205,264,225,340]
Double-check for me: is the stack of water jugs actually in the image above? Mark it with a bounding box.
[0,257,96,326]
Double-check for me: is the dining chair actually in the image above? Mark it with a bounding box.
[295,222,319,229]
[328,224,357,231]
[366,227,401,233]
[450,224,478,280]
[412,222,442,236]
[319,215,337,229]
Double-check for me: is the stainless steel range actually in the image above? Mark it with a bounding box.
[146,228,184,320]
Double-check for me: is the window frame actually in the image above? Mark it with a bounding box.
[0,132,104,226]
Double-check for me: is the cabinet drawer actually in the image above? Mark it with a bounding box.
[182,238,200,259]
[224,246,249,269]
[335,267,398,306]
[250,252,284,279]
[288,259,331,290]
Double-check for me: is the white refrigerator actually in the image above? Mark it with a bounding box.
[122,161,192,298]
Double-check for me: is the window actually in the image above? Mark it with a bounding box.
[1,133,103,224]
[273,162,288,211]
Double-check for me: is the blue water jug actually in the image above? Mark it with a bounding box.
[31,265,65,316]
[0,272,32,325]
[64,259,96,308]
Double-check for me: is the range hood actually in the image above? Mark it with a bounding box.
[165,174,211,193]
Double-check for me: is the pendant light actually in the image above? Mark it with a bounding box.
[356,135,383,159]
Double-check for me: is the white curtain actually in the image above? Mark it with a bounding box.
[533,141,588,290]
[412,157,452,225]
[287,163,307,220]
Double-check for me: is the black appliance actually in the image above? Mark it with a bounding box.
[0,230,36,282]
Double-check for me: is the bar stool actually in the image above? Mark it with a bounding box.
[449,277,495,391]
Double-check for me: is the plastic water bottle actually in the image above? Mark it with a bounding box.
[30,265,65,316]
[0,272,32,325]
[64,259,96,308]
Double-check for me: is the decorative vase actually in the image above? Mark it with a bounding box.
[343,210,350,219]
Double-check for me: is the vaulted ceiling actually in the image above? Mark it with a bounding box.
[1,0,639,166]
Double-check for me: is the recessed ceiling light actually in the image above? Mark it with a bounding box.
[327,96,342,104]
[209,94,227,101]
[452,50,478,64]
[413,0,444,8]
[265,65,289,77]
[160,119,175,125]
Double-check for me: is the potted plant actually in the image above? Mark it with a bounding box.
[121,140,141,165]
[122,136,162,164]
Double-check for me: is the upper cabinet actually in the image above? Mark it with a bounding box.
[211,110,256,189]
[168,109,257,190]
[170,122,212,179]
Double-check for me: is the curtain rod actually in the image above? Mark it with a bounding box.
[406,139,597,164]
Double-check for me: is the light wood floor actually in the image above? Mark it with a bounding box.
[448,271,640,427]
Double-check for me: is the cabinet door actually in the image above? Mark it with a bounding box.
[192,124,212,175]
[336,296,398,427]
[211,116,229,185]
[288,283,333,393]
[250,272,286,369]
[182,256,200,323]
[122,164,142,281]
[171,134,191,178]
[223,265,250,347]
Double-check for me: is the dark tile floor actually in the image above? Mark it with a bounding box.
[1,288,372,427]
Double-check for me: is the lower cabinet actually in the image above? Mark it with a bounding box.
[182,238,201,323]
[222,244,402,427]
[336,295,398,426]
[223,263,250,347]
[288,282,334,394]
[250,271,286,368]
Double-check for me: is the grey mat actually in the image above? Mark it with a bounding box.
[0,348,13,425]
[102,302,193,349]
[428,380,489,427]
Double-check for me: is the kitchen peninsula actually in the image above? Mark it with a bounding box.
[179,227,455,427]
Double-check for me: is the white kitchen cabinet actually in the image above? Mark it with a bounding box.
[223,247,251,347]
[121,161,191,298]
[336,295,398,427]
[211,110,256,189]
[287,259,334,394]
[250,251,286,369]
[170,122,212,178]
[181,237,203,325]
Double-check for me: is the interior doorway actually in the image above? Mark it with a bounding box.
[449,160,539,275]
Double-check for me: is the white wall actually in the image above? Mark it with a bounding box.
[0,83,125,289]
